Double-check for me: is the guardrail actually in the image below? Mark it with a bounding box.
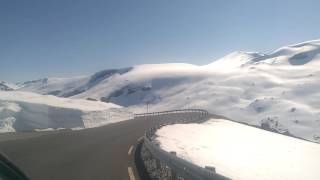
[135,109,230,180]
[134,109,208,118]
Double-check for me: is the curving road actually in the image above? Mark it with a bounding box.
[0,112,216,180]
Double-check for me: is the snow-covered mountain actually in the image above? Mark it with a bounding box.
[205,51,267,70]
[0,81,18,91]
[19,68,134,97]
[13,39,320,143]
[0,91,132,132]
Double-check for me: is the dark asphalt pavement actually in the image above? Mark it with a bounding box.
[0,113,203,180]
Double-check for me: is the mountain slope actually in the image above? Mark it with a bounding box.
[15,39,320,143]
[205,51,267,70]
[19,67,132,97]
[0,81,18,91]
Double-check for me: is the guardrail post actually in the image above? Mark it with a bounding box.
[155,158,161,172]
[169,151,178,180]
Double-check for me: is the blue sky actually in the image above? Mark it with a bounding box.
[1,0,319,82]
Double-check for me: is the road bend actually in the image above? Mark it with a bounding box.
[0,112,206,180]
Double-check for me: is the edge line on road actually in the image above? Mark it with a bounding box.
[137,136,143,142]
[128,166,136,180]
[128,145,134,156]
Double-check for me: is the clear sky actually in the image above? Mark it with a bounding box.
[1,0,319,82]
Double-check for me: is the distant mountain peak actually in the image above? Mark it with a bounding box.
[205,51,266,70]
[0,81,18,91]
[207,39,320,69]
[225,51,267,61]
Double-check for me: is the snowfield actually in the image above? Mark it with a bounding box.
[0,91,133,132]
[155,119,320,180]
[9,39,320,143]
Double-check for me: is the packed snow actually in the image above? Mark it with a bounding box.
[0,91,133,132]
[155,119,320,180]
[14,39,320,143]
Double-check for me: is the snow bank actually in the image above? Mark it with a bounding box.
[0,91,133,132]
[155,119,320,180]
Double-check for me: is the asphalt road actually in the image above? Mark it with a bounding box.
[0,112,203,180]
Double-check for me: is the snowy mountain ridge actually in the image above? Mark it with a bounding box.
[0,81,18,91]
[4,39,320,143]
[205,51,267,70]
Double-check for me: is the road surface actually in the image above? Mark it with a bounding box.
[0,112,210,180]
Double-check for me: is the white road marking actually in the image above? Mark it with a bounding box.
[128,145,134,156]
[128,166,136,180]
[137,136,143,142]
